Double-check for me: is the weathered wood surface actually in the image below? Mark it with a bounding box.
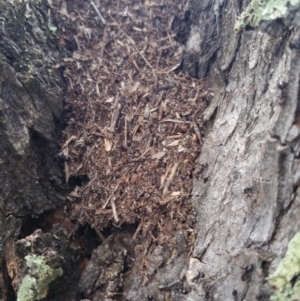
[184,1,300,300]
[0,1,69,300]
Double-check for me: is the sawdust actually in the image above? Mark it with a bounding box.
[52,0,211,249]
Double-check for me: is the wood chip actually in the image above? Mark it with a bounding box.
[104,138,112,152]
[152,151,166,160]
[163,163,179,197]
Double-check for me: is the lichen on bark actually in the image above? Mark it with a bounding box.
[235,0,300,32]
[17,254,63,301]
[267,232,300,301]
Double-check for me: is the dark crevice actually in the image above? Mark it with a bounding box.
[18,207,140,262]
[2,257,16,301]
[28,127,73,199]
[293,81,300,126]
[68,175,89,188]
[172,11,192,45]
[261,260,271,278]
[102,222,139,238]
[17,209,101,251]
[72,223,101,258]
[18,209,67,238]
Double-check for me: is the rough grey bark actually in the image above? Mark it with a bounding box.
[0,0,66,218]
[0,1,71,300]
[185,1,300,301]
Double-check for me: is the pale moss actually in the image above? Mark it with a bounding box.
[267,232,300,301]
[17,254,63,301]
[235,0,300,32]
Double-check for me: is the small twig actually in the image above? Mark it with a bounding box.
[102,184,119,209]
[193,120,203,145]
[106,292,124,297]
[168,32,175,48]
[166,134,182,139]
[90,0,106,25]
[158,34,176,42]
[163,163,179,197]
[62,135,76,149]
[132,115,143,137]
[160,196,178,206]
[135,147,152,160]
[192,108,203,145]
[110,103,121,132]
[95,209,112,214]
[133,217,144,240]
[159,119,192,124]
[74,35,80,50]
[145,133,153,149]
[132,59,141,72]
[171,123,179,135]
[124,116,128,148]
[111,198,119,222]
[160,164,172,189]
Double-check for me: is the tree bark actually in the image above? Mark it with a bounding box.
[1,0,300,300]
[183,1,300,300]
[0,1,73,300]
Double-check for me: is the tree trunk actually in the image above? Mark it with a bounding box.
[0,1,78,300]
[183,1,300,300]
[1,0,300,301]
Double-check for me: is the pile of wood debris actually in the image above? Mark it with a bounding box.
[53,0,210,247]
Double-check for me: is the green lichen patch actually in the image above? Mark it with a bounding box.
[17,254,63,301]
[235,0,300,32]
[267,231,300,301]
